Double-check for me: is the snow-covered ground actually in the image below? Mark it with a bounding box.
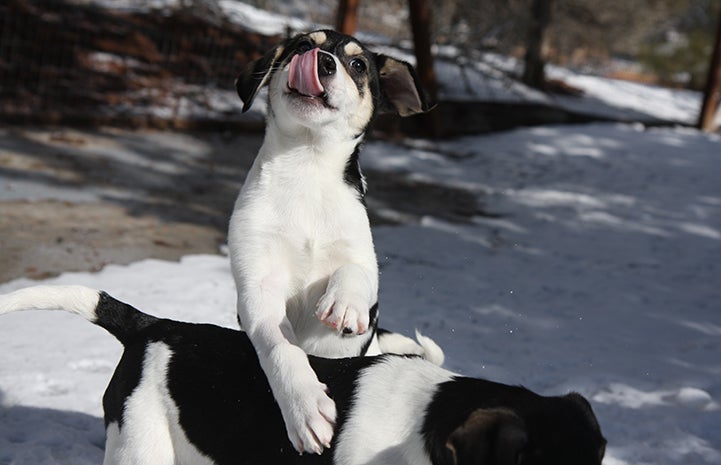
[2,2,721,465]
[1,121,720,465]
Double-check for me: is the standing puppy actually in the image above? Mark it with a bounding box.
[229,30,432,455]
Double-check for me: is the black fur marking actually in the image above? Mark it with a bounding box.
[369,301,379,329]
[343,142,366,198]
[103,342,147,428]
[422,377,606,465]
[95,292,158,345]
[164,324,301,465]
[358,302,379,356]
[312,354,387,449]
[96,292,160,428]
[422,377,532,465]
[376,327,391,336]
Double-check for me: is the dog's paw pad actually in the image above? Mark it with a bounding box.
[316,292,369,335]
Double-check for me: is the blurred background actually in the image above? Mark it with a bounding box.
[1,0,719,132]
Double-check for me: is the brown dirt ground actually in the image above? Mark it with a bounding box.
[0,199,224,281]
[0,126,485,284]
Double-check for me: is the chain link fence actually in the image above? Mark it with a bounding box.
[0,0,279,128]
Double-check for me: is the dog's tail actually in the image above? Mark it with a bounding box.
[0,285,158,345]
[377,329,445,366]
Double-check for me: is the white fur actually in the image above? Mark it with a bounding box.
[378,330,445,366]
[0,285,100,320]
[334,357,455,465]
[103,342,213,465]
[228,44,379,455]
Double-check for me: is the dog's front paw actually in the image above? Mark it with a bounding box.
[266,345,337,455]
[316,288,370,335]
[283,381,336,455]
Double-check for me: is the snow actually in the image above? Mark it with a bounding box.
[219,0,314,36]
[546,66,704,125]
[3,2,721,465]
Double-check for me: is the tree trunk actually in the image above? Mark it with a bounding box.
[409,0,438,101]
[698,5,721,132]
[408,0,440,136]
[522,0,552,89]
[336,0,360,35]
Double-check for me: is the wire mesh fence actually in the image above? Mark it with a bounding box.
[0,0,277,128]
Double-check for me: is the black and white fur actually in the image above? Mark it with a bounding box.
[229,30,434,453]
[0,286,606,465]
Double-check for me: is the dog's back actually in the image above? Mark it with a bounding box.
[105,318,321,464]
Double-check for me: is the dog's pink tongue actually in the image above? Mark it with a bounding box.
[288,49,324,97]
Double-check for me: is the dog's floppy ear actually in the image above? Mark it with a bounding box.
[445,408,528,465]
[376,55,434,116]
[235,43,288,112]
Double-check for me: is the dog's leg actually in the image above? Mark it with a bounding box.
[102,423,122,465]
[103,342,184,465]
[316,263,377,335]
[238,268,337,455]
[259,339,336,454]
[103,421,176,465]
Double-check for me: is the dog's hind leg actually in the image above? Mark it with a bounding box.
[102,422,122,465]
[103,421,176,465]
[103,342,189,465]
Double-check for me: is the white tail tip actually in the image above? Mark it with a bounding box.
[0,285,101,321]
[414,330,445,366]
[377,329,445,366]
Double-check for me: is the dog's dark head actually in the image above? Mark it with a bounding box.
[236,29,432,137]
[427,381,606,465]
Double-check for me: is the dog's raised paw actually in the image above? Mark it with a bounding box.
[316,290,370,335]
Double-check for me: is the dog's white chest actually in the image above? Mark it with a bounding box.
[229,148,375,296]
[250,167,366,263]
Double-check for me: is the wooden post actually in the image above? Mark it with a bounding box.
[408,0,438,101]
[408,0,441,136]
[522,0,552,89]
[336,0,360,35]
[698,5,721,132]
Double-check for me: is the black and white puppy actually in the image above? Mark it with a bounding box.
[0,286,606,465]
[229,30,433,454]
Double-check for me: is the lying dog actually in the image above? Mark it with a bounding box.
[0,285,606,465]
[229,30,433,453]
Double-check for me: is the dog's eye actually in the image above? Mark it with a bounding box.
[349,58,366,75]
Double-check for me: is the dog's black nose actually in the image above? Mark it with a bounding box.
[318,52,336,77]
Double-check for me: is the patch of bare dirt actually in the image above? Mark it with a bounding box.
[0,127,487,284]
[0,199,224,282]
